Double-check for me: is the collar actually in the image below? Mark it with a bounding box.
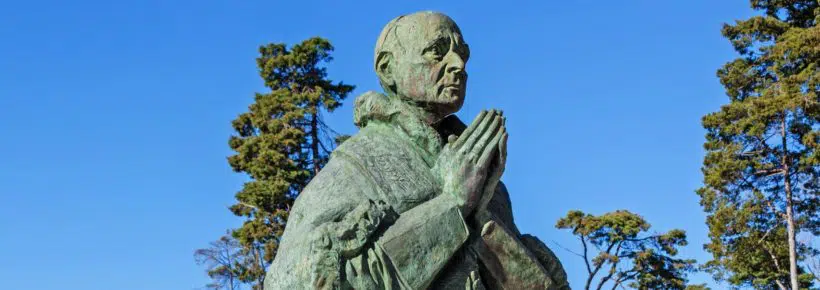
[353,91,449,160]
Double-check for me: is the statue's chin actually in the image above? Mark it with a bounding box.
[398,91,464,119]
[426,97,464,119]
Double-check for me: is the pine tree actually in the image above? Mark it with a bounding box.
[556,210,696,290]
[697,1,819,289]
[197,37,354,290]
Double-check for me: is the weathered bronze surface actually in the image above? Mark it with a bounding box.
[264,11,569,289]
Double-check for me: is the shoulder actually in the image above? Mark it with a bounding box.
[284,152,375,238]
[332,122,423,172]
[290,123,422,226]
[333,123,440,212]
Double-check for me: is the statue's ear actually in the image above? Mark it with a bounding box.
[376,51,395,90]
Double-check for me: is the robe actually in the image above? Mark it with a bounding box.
[264,92,569,290]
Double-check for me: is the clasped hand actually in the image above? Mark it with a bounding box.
[433,109,508,218]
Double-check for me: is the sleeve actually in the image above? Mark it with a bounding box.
[469,182,569,290]
[471,220,557,290]
[265,153,471,290]
[520,234,571,290]
[364,193,470,289]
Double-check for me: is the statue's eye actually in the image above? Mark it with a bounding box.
[459,43,470,62]
[423,38,449,60]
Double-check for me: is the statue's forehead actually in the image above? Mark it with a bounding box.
[394,13,462,49]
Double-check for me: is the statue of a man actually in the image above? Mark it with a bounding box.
[265,11,569,290]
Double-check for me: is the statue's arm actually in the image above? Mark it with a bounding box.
[332,193,469,289]
[520,234,571,290]
[274,153,471,289]
[470,183,570,290]
[366,193,470,289]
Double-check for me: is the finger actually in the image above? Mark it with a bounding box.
[454,110,495,148]
[470,115,502,159]
[494,118,508,165]
[494,132,508,175]
[453,109,489,149]
[498,132,508,163]
[476,125,505,169]
[461,111,499,153]
[471,115,503,159]
[447,134,457,144]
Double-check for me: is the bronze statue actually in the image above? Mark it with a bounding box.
[264,11,569,289]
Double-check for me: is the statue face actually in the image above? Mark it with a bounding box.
[389,13,470,116]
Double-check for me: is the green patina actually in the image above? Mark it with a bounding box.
[264,11,569,289]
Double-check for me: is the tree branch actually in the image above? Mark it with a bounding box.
[586,240,618,290]
[582,236,595,290]
[596,241,623,290]
[550,240,584,258]
[612,269,639,290]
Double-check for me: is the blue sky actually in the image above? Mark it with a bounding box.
[0,1,756,289]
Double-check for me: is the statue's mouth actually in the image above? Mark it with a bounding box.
[440,83,463,95]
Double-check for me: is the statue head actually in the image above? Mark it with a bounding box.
[374,11,470,120]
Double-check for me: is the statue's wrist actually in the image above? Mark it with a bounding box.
[437,188,473,217]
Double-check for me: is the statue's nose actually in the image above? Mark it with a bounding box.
[445,53,466,75]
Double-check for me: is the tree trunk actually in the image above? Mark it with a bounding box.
[782,116,799,290]
[310,111,321,176]
[785,176,799,290]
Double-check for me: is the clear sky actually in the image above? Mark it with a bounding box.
[0,0,758,289]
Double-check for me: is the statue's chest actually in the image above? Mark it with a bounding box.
[354,132,439,213]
